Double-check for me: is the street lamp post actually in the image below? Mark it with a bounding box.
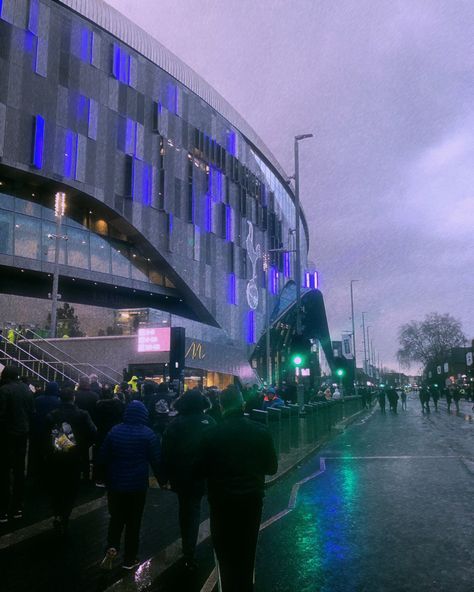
[366,326,371,377]
[49,192,67,338]
[294,134,313,337]
[361,312,368,376]
[263,252,271,385]
[350,279,359,386]
[294,133,313,411]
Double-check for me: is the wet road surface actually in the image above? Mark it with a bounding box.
[149,395,473,592]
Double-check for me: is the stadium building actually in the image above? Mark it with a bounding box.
[0,0,333,386]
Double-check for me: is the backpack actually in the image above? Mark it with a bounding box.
[155,399,170,415]
[51,422,77,453]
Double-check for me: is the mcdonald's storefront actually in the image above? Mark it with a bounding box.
[128,336,255,390]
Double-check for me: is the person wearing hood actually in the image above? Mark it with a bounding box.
[45,388,97,534]
[161,389,216,570]
[198,386,278,592]
[262,387,284,410]
[29,381,61,480]
[0,366,35,522]
[99,401,164,571]
[93,389,124,485]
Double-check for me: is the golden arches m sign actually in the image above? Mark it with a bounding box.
[185,341,206,360]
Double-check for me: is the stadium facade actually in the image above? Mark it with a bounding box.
[0,0,327,385]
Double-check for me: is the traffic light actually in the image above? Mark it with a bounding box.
[292,354,304,367]
[336,368,345,378]
[290,334,311,369]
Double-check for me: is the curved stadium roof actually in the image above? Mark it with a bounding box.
[58,0,287,180]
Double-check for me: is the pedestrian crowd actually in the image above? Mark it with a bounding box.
[0,366,277,590]
[375,383,473,415]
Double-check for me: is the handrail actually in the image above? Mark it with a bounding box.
[0,347,49,384]
[12,328,86,382]
[16,328,119,384]
[4,337,74,384]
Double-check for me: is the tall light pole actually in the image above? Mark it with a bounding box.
[294,133,313,337]
[49,192,67,338]
[294,133,313,411]
[361,312,368,375]
[366,325,371,377]
[262,252,271,385]
[350,280,359,381]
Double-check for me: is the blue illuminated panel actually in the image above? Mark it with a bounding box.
[167,84,178,114]
[228,273,236,305]
[64,130,76,178]
[227,130,236,156]
[28,0,39,35]
[142,163,152,207]
[283,251,291,277]
[247,310,255,344]
[205,195,212,233]
[32,115,45,169]
[269,266,278,294]
[225,205,233,241]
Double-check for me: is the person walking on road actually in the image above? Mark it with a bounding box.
[99,401,164,571]
[161,389,216,570]
[387,388,399,413]
[430,386,440,412]
[399,388,407,411]
[378,388,386,414]
[419,386,430,413]
[452,386,461,413]
[0,366,35,522]
[445,386,453,412]
[46,388,97,534]
[198,386,278,592]
[74,375,99,480]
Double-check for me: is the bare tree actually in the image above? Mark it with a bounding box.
[397,313,466,368]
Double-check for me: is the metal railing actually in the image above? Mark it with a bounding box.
[13,328,121,385]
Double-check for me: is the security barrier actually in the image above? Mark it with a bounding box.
[254,396,364,464]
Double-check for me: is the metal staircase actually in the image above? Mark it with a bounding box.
[0,328,122,387]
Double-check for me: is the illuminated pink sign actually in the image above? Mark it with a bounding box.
[137,327,171,353]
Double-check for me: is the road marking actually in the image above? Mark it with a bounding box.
[0,495,107,550]
[323,455,468,460]
[200,457,327,592]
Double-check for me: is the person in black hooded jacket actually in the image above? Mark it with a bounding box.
[161,388,215,569]
[46,388,97,533]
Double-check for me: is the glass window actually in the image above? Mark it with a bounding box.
[41,220,66,264]
[15,197,41,218]
[14,214,41,259]
[149,270,163,285]
[66,227,89,269]
[0,210,13,254]
[0,193,14,210]
[131,261,149,282]
[90,233,111,274]
[111,242,130,278]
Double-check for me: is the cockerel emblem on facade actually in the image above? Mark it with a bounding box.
[246,221,261,310]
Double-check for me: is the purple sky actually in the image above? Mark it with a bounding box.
[107,0,474,370]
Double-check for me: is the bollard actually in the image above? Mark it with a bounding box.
[250,409,269,426]
[267,408,282,457]
[280,406,291,453]
[287,404,300,448]
[303,404,314,444]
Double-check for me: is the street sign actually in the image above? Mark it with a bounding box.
[466,352,473,366]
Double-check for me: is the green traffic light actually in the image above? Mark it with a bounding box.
[336,368,345,377]
[292,354,303,367]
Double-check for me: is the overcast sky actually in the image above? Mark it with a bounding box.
[108,0,474,370]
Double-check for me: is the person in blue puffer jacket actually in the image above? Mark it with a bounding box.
[99,400,164,571]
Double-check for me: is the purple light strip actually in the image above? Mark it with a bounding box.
[228,273,236,304]
[225,205,233,241]
[32,115,45,169]
[247,310,255,343]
